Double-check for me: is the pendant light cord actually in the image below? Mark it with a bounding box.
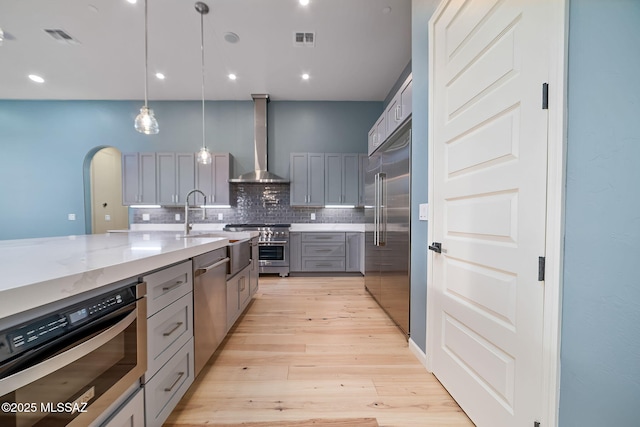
[144,0,149,108]
[200,10,206,150]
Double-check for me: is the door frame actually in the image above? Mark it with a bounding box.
[425,1,569,426]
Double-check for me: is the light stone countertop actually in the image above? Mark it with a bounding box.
[131,223,365,233]
[0,232,230,322]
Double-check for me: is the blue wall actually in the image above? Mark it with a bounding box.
[560,0,640,425]
[409,0,440,353]
[0,100,381,240]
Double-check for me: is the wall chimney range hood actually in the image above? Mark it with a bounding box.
[229,94,289,183]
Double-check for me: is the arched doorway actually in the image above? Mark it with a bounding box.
[83,146,129,234]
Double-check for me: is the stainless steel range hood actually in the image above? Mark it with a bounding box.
[229,94,289,183]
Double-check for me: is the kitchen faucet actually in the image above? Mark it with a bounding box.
[184,189,207,235]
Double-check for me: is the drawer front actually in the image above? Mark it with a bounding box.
[301,242,346,257]
[145,338,194,427]
[301,232,345,243]
[302,258,346,272]
[143,261,193,317]
[146,293,193,380]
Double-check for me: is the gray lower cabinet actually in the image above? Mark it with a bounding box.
[226,264,251,332]
[346,232,364,273]
[289,232,302,272]
[290,153,325,206]
[195,153,232,206]
[156,153,195,206]
[325,153,360,206]
[122,152,157,205]
[249,237,259,296]
[99,388,144,427]
[141,260,194,427]
[290,232,364,273]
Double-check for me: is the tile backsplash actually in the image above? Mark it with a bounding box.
[131,183,365,225]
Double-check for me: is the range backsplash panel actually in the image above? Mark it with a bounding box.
[131,183,365,225]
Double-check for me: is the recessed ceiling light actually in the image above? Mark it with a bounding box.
[126,0,137,4]
[228,73,237,80]
[28,74,45,83]
[302,73,310,80]
[223,32,239,44]
[382,6,392,13]
[155,72,165,80]
[299,0,310,5]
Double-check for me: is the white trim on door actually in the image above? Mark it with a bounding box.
[424,1,568,426]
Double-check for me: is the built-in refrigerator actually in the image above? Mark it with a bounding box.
[365,123,411,337]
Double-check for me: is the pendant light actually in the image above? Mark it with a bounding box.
[134,0,159,135]
[195,1,212,165]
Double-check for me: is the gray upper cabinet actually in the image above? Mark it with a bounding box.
[156,153,195,206]
[122,152,156,205]
[386,73,413,139]
[325,153,360,206]
[290,153,325,206]
[195,153,232,206]
[358,154,368,207]
[369,73,413,156]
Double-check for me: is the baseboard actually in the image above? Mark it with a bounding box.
[409,338,428,370]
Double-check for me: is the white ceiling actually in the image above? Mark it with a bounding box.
[0,0,411,101]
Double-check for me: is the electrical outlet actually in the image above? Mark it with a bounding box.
[310,213,316,220]
[218,213,224,220]
[67,213,76,221]
[142,213,150,221]
[175,214,181,221]
[104,214,111,221]
[419,203,429,221]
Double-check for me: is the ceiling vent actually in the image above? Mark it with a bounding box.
[294,32,315,47]
[44,29,80,45]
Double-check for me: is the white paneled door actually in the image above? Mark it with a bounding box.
[428,0,551,426]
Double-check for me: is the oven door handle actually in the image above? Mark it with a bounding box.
[0,304,138,393]
[258,240,288,245]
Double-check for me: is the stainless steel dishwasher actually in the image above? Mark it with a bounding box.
[193,247,229,377]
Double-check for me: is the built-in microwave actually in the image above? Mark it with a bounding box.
[0,281,147,427]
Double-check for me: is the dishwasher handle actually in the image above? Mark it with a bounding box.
[194,257,230,277]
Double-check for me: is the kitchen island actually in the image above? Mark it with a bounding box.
[0,231,230,321]
[0,230,261,427]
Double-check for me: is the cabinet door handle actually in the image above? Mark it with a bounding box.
[239,278,245,292]
[163,322,184,336]
[395,105,402,121]
[164,371,185,392]
[162,280,184,292]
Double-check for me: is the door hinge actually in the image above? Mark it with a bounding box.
[534,421,541,427]
[538,257,545,281]
[542,83,549,109]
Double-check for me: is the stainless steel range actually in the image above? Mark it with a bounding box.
[224,224,290,277]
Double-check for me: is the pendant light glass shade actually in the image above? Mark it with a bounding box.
[135,106,159,134]
[196,146,212,164]
[195,2,210,164]
[135,0,159,134]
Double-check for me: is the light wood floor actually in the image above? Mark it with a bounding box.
[165,276,473,427]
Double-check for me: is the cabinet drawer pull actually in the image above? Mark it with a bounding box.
[315,249,333,252]
[162,322,184,337]
[315,264,332,267]
[164,371,185,392]
[162,280,184,292]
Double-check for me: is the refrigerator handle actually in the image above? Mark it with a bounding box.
[379,173,386,246]
[374,173,379,246]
